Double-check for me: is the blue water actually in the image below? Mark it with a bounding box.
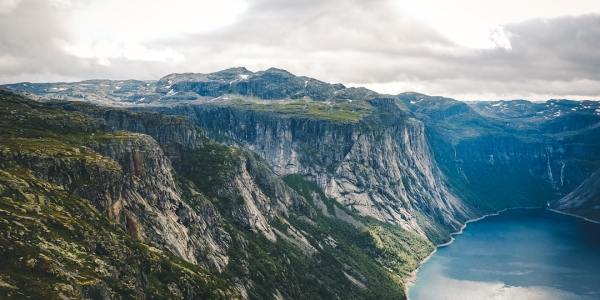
[409,209,600,300]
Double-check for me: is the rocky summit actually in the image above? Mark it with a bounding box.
[1,68,600,299]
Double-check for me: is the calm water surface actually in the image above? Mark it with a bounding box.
[409,209,600,300]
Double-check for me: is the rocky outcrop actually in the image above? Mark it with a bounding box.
[0,131,232,272]
[89,134,231,270]
[65,103,314,247]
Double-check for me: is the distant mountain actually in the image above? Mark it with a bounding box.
[1,68,600,299]
[2,67,381,106]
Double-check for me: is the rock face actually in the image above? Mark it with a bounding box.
[55,102,310,272]
[399,92,600,210]
[553,168,600,221]
[0,107,232,272]
[163,98,473,242]
[90,134,229,268]
[0,91,238,299]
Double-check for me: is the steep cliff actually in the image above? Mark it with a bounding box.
[60,98,437,299]
[399,93,600,211]
[553,168,600,221]
[156,97,473,243]
[0,90,237,299]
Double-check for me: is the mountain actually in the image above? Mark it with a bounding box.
[1,67,600,299]
[0,90,432,299]
[2,67,379,106]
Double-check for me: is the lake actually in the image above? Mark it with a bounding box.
[408,208,600,300]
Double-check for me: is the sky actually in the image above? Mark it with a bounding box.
[1,0,600,100]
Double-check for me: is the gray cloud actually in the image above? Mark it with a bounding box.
[1,0,600,100]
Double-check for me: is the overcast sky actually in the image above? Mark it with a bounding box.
[1,0,600,100]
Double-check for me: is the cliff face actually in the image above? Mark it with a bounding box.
[161,99,473,242]
[0,91,238,299]
[430,133,575,209]
[90,134,232,268]
[70,102,433,299]
[399,93,600,211]
[553,168,600,221]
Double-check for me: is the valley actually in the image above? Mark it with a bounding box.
[1,67,599,299]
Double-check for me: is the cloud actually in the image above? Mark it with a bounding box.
[1,0,600,100]
[0,0,21,13]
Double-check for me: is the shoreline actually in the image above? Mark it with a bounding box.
[547,208,600,225]
[403,206,541,298]
[403,206,600,299]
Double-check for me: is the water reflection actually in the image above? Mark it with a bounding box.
[409,209,600,300]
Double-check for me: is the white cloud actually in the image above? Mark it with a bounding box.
[61,39,185,65]
[0,0,21,14]
[393,0,600,49]
[490,27,512,50]
[65,0,248,42]
[59,0,246,65]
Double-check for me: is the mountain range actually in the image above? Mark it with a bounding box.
[1,67,599,299]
